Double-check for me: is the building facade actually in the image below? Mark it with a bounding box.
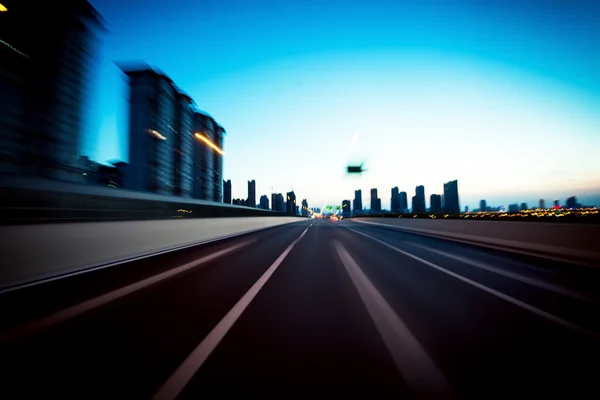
[353,189,363,215]
[0,1,104,181]
[443,180,460,214]
[430,194,442,213]
[259,195,270,210]
[223,180,232,204]
[286,191,297,216]
[247,180,256,208]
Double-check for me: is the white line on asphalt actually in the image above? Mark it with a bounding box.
[152,226,310,400]
[345,227,600,340]
[407,242,599,304]
[350,219,599,268]
[0,240,254,345]
[333,241,452,397]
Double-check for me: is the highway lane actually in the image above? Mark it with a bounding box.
[1,218,599,399]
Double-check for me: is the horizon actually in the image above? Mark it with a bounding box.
[85,0,600,210]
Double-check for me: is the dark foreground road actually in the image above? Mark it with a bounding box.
[1,218,600,399]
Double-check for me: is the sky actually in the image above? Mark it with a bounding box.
[86,0,600,210]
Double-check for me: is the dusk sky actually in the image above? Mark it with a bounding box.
[86,0,600,210]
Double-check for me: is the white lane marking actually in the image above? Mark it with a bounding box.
[350,219,599,268]
[346,227,600,340]
[152,226,310,400]
[0,240,254,345]
[333,241,452,397]
[408,242,598,304]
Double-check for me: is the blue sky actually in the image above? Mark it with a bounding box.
[87,0,600,210]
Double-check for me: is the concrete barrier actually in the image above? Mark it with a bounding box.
[352,218,600,267]
[0,217,303,289]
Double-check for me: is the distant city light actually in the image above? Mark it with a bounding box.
[194,133,225,155]
[0,4,7,12]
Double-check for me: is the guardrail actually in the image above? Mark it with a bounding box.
[0,174,286,224]
[352,218,600,267]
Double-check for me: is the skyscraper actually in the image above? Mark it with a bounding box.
[413,185,426,213]
[212,125,225,202]
[430,194,442,213]
[566,196,577,209]
[121,67,178,195]
[271,193,284,212]
[172,92,194,197]
[223,179,232,204]
[480,199,487,212]
[247,180,256,208]
[443,180,460,214]
[192,111,224,201]
[286,191,297,216]
[539,199,545,209]
[301,199,309,217]
[0,1,105,181]
[342,200,351,218]
[370,188,381,213]
[353,189,363,215]
[391,187,400,213]
[399,191,408,213]
[259,195,270,210]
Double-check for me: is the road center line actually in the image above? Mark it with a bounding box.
[333,241,452,398]
[0,240,254,345]
[345,227,600,341]
[152,226,310,400]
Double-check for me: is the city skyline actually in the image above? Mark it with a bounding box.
[82,0,599,208]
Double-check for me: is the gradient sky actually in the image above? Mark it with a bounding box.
[86,0,600,210]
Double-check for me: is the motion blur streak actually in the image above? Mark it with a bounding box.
[345,226,600,341]
[334,241,452,398]
[0,240,253,345]
[152,227,309,400]
[1,220,600,398]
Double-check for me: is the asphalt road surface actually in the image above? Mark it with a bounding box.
[1,218,599,399]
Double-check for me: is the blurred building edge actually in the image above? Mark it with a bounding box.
[0,1,106,182]
[77,156,126,188]
[118,62,226,201]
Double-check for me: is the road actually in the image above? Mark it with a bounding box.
[1,218,599,399]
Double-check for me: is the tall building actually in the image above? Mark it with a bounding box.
[342,200,351,218]
[480,200,487,212]
[247,180,256,208]
[121,67,179,195]
[192,111,224,200]
[172,92,195,197]
[391,187,400,213]
[0,1,105,181]
[301,199,309,217]
[259,195,270,210]
[520,203,528,211]
[539,199,545,209]
[370,188,381,213]
[399,191,408,213]
[553,199,560,208]
[212,125,225,202]
[286,191,297,216]
[413,185,426,213]
[223,179,232,204]
[271,193,284,212]
[443,180,460,214]
[566,196,577,209]
[353,189,363,215]
[430,194,442,213]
